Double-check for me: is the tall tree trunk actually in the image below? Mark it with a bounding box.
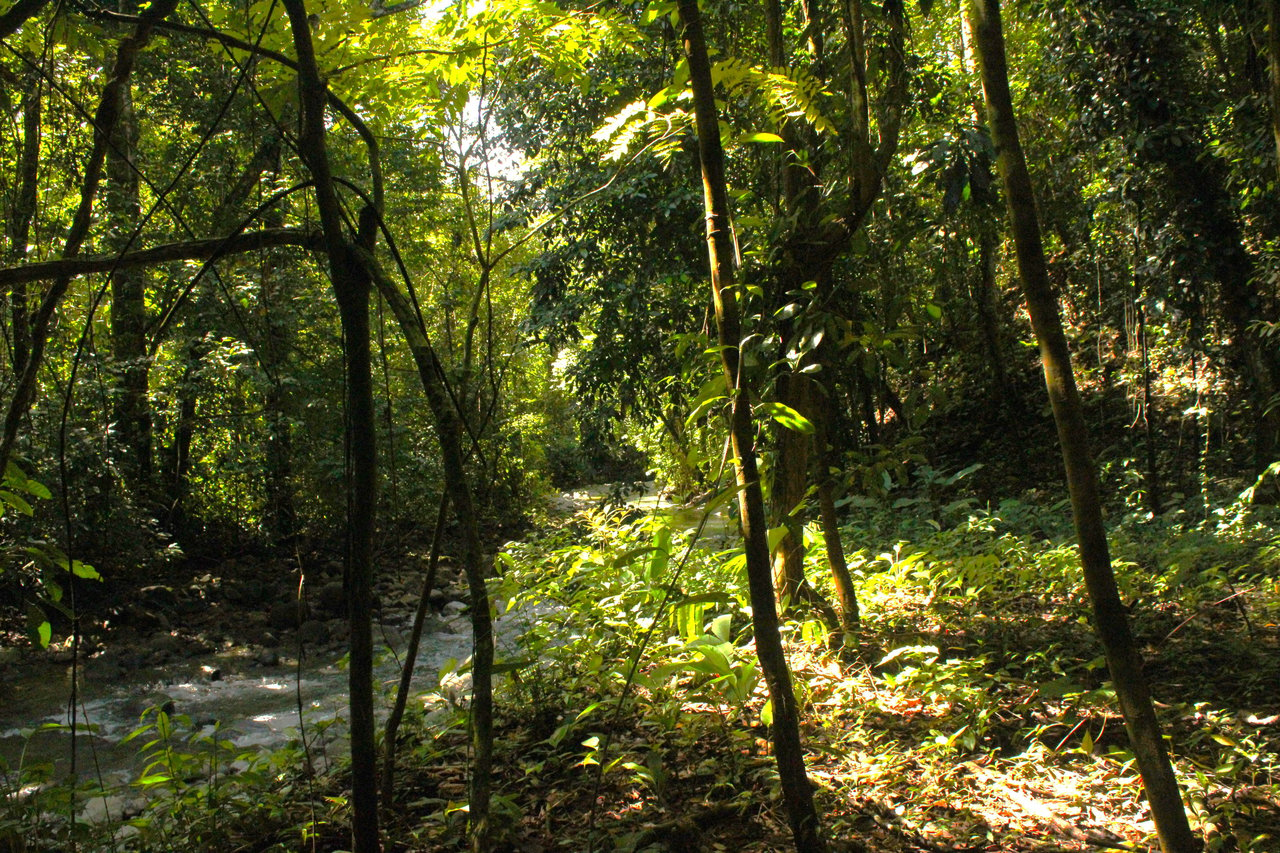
[815,404,858,633]
[764,0,905,612]
[282,2,379,850]
[382,492,449,810]
[259,197,296,545]
[1269,0,1280,188]
[107,81,153,494]
[677,0,825,848]
[968,4,1199,852]
[8,79,40,378]
[165,337,205,531]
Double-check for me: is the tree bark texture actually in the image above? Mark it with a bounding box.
[8,80,40,378]
[282,1,379,850]
[0,0,49,39]
[106,83,153,493]
[0,229,322,288]
[1270,0,1280,189]
[967,3,1200,852]
[677,0,826,849]
[382,491,450,810]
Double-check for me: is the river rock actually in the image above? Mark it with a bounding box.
[223,579,268,606]
[200,664,222,682]
[268,600,309,631]
[299,619,330,645]
[442,599,467,616]
[147,633,186,663]
[316,581,346,615]
[139,585,181,612]
[241,623,280,647]
[255,647,280,667]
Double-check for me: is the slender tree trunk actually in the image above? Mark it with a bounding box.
[282,2,379,850]
[8,79,40,378]
[1269,0,1280,189]
[259,201,296,545]
[0,0,50,39]
[815,407,858,632]
[968,4,1199,852]
[1138,303,1161,515]
[382,491,449,809]
[107,82,153,493]
[973,229,1012,399]
[771,371,814,603]
[677,0,825,848]
[165,337,204,530]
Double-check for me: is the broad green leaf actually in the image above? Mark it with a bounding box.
[741,132,784,143]
[70,560,101,581]
[755,401,814,434]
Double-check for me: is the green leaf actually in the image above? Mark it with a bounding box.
[70,560,101,581]
[741,132,784,143]
[491,659,535,675]
[925,303,943,320]
[641,0,676,25]
[709,613,732,643]
[1,491,33,516]
[27,605,51,648]
[755,401,814,433]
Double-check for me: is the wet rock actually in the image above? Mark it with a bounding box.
[200,664,222,682]
[139,585,181,612]
[255,647,280,667]
[223,579,267,606]
[147,633,185,664]
[442,600,467,617]
[299,619,330,646]
[268,600,309,631]
[110,602,170,633]
[316,581,346,615]
[241,622,280,647]
[428,588,449,609]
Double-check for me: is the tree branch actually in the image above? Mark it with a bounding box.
[0,0,49,40]
[0,228,322,287]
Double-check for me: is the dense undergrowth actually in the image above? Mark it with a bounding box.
[3,480,1279,852]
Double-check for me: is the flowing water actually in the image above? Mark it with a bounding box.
[0,482,734,812]
[0,613,475,798]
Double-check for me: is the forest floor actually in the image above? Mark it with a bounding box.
[3,483,1280,852]
[296,488,1280,853]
